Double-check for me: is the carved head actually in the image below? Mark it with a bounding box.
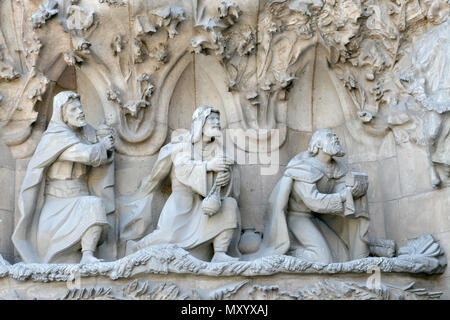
[51,91,86,129]
[308,129,345,157]
[202,111,221,140]
[190,105,221,143]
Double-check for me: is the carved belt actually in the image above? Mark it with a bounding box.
[287,210,314,218]
[45,179,89,198]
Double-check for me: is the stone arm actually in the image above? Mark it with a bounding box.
[332,177,347,193]
[338,172,369,199]
[58,141,110,167]
[294,180,345,214]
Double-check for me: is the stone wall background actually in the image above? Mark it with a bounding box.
[0,0,449,296]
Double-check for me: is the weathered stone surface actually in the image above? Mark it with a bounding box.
[0,235,445,282]
[0,0,449,300]
[0,275,443,300]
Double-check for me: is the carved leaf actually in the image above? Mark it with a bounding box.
[122,280,188,300]
[298,279,387,300]
[249,285,300,300]
[151,7,186,38]
[134,16,157,36]
[397,235,444,258]
[99,0,127,6]
[0,62,20,82]
[106,88,122,106]
[208,280,251,300]
[64,51,84,67]
[66,5,95,32]
[62,287,113,300]
[30,0,59,29]
[121,100,149,118]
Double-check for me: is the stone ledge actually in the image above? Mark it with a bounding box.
[0,272,445,300]
[0,235,446,300]
[0,235,446,283]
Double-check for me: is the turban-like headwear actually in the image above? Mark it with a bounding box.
[190,105,220,144]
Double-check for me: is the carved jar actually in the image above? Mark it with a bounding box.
[238,228,263,254]
[201,188,221,216]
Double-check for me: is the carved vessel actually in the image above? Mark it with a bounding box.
[238,227,262,254]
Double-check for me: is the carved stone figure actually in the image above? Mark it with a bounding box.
[12,91,115,264]
[248,129,370,264]
[124,106,241,263]
[401,18,450,188]
[0,0,448,301]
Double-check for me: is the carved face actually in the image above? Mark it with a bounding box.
[202,112,221,139]
[63,98,87,128]
[322,132,346,157]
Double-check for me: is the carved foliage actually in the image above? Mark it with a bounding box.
[188,0,449,162]
[190,0,365,140]
[398,234,444,258]
[0,46,20,82]
[249,280,443,300]
[53,279,446,300]
[0,1,53,158]
[66,5,95,32]
[105,5,186,146]
[151,7,186,39]
[2,235,445,284]
[99,0,127,7]
[61,280,188,300]
[62,5,97,68]
[30,0,59,29]
[130,6,185,63]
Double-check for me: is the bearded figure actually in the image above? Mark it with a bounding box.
[122,105,241,263]
[12,91,115,264]
[246,129,370,264]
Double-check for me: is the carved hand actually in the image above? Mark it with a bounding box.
[338,188,348,202]
[351,180,368,199]
[101,134,115,151]
[215,170,231,187]
[206,156,234,172]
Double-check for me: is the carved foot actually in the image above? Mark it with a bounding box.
[80,251,103,264]
[431,174,441,188]
[211,252,239,263]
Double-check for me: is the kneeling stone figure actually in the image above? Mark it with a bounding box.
[12,91,115,264]
[246,129,370,264]
[124,106,241,263]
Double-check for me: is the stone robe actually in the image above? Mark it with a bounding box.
[12,114,114,264]
[125,134,240,255]
[245,152,370,263]
[409,18,450,166]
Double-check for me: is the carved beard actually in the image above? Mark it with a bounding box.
[66,116,87,128]
[322,141,346,157]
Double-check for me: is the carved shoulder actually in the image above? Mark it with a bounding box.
[284,165,323,184]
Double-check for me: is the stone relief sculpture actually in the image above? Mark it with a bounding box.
[122,106,241,263]
[12,91,116,264]
[400,18,450,188]
[247,129,370,263]
[0,0,448,301]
